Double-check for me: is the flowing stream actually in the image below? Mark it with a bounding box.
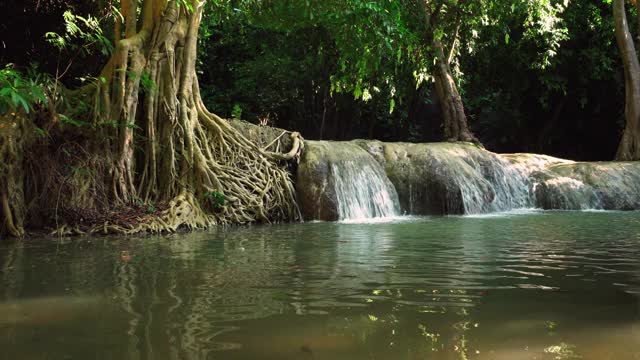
[419,149,534,214]
[322,142,533,220]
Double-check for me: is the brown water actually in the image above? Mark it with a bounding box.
[1,211,640,360]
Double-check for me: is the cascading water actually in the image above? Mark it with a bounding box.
[296,140,640,221]
[454,154,533,214]
[296,141,401,221]
[357,141,536,215]
[330,160,400,220]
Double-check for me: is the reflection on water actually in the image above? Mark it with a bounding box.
[1,212,640,359]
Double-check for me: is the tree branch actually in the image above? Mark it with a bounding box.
[447,9,462,65]
[430,2,444,28]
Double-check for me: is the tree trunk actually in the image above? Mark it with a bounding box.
[2,0,302,236]
[99,0,302,231]
[614,0,640,160]
[0,114,29,237]
[432,39,480,144]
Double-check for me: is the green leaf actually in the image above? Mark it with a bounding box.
[59,114,90,127]
[34,126,48,138]
[11,92,30,113]
[17,96,30,113]
[0,88,13,97]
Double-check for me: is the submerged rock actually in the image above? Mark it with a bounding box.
[0,296,109,326]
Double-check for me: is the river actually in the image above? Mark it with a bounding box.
[1,211,639,359]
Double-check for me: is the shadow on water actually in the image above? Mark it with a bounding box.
[1,211,640,359]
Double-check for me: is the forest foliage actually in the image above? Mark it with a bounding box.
[0,0,629,159]
[195,0,625,159]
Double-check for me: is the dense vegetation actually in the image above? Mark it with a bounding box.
[1,0,639,237]
[198,0,627,159]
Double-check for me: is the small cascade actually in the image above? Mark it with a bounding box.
[330,160,400,220]
[296,141,400,221]
[357,141,535,215]
[528,161,640,211]
[455,155,533,214]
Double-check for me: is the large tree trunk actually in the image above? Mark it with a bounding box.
[432,40,480,144]
[1,0,302,237]
[614,0,640,160]
[98,0,302,232]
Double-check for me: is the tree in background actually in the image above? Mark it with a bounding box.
[613,0,640,160]
[458,1,623,159]
[244,0,573,146]
[414,0,479,143]
[407,0,573,144]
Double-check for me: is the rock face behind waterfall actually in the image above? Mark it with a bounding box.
[296,140,640,221]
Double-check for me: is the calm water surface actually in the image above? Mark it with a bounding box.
[1,211,640,360]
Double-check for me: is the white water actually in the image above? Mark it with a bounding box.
[330,160,400,221]
[454,155,534,214]
[462,208,542,218]
[391,144,535,215]
[326,143,533,219]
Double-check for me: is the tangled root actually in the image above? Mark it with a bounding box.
[85,192,211,235]
[48,127,304,237]
[0,113,31,238]
[4,1,305,238]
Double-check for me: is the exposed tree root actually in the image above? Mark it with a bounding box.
[0,113,30,238]
[2,0,304,238]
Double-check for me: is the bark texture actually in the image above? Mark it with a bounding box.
[0,114,30,237]
[614,0,640,160]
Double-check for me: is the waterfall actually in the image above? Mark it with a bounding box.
[357,141,535,215]
[296,141,401,221]
[297,140,639,221]
[453,155,533,214]
[330,160,400,220]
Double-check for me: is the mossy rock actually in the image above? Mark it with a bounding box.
[296,139,640,220]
